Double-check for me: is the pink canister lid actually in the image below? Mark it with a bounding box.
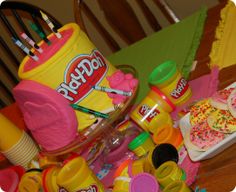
[129,173,160,192]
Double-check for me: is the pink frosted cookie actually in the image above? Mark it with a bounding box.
[227,89,236,118]
[210,88,235,110]
[13,80,78,151]
[189,120,225,151]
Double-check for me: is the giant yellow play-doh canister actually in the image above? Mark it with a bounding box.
[18,23,117,131]
[130,93,172,133]
[56,156,104,192]
[148,61,192,106]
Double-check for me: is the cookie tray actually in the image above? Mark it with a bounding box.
[179,82,236,161]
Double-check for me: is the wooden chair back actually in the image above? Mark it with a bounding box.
[0,1,62,108]
[74,0,179,54]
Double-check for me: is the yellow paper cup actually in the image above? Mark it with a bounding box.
[0,113,23,151]
[56,156,104,191]
[1,131,39,169]
[18,23,117,130]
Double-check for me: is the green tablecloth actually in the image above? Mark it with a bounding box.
[108,7,207,103]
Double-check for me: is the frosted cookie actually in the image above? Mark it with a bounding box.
[189,120,225,151]
[190,99,217,126]
[207,109,236,133]
[210,88,235,110]
[227,89,236,118]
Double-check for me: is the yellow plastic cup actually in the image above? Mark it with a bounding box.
[163,181,192,192]
[149,61,192,106]
[0,113,23,151]
[18,170,43,192]
[18,23,117,131]
[130,94,172,132]
[56,156,104,192]
[155,161,186,189]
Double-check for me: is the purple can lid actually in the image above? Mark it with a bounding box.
[129,173,160,192]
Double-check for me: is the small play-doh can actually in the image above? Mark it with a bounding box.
[149,143,179,169]
[152,125,183,148]
[113,176,130,192]
[148,60,192,106]
[42,166,61,192]
[163,181,192,192]
[128,132,155,157]
[155,161,186,189]
[129,173,160,192]
[130,95,172,132]
[18,169,43,192]
[56,156,104,192]
[148,86,176,112]
[113,159,132,192]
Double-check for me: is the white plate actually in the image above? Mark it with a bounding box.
[179,82,236,161]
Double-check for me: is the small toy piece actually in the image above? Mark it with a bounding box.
[106,70,138,104]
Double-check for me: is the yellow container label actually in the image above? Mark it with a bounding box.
[130,96,170,133]
[159,74,192,106]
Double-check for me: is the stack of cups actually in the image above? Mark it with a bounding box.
[0,114,39,169]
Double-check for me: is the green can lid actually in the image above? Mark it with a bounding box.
[148,60,177,85]
[128,132,150,150]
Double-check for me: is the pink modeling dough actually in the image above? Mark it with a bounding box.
[13,80,78,151]
[106,70,138,104]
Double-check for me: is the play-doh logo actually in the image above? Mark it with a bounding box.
[57,50,108,103]
[77,185,99,192]
[138,104,160,122]
[170,77,189,99]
